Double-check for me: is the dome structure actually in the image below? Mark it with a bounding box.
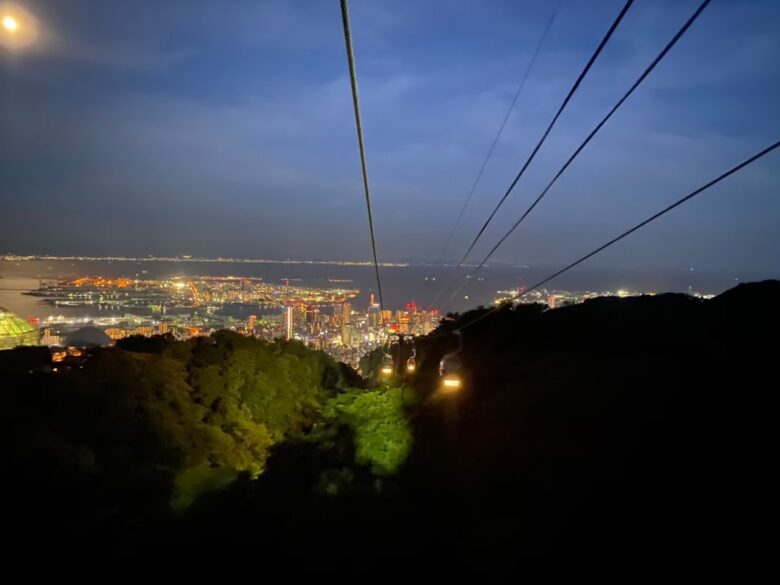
[0,308,39,351]
[64,326,114,348]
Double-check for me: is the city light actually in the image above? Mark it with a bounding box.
[4,258,715,375]
[6,268,442,372]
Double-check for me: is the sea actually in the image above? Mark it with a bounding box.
[0,258,768,322]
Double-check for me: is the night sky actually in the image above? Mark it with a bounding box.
[1,0,778,275]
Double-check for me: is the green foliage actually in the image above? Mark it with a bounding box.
[325,386,414,475]
[185,332,339,437]
[162,333,343,504]
[2,331,348,512]
[359,347,384,379]
[72,345,280,508]
[171,463,238,511]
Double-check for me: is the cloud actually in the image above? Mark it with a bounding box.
[0,0,777,273]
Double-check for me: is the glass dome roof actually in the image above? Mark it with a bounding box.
[0,308,39,351]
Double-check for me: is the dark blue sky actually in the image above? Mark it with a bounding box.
[1,0,778,275]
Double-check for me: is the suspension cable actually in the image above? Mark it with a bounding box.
[453,139,780,333]
[444,0,712,308]
[339,0,385,320]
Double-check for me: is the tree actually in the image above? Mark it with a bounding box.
[324,386,414,475]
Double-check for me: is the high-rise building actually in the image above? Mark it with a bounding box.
[286,306,294,340]
[368,305,381,328]
[341,323,352,348]
[340,302,352,347]
[310,308,321,335]
[397,310,410,334]
[248,314,257,332]
[305,307,320,334]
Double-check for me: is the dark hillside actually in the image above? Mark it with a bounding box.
[1,281,776,580]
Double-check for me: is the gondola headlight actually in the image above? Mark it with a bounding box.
[441,376,462,391]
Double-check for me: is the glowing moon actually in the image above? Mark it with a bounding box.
[0,4,40,49]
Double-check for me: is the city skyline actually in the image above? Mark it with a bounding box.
[1,264,684,367]
[0,269,445,367]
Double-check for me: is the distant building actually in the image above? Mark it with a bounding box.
[340,302,352,347]
[397,310,410,334]
[40,327,63,347]
[341,323,352,348]
[368,306,381,328]
[105,327,131,340]
[286,306,294,340]
[182,326,205,339]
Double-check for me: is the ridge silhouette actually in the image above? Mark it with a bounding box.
[1,280,776,580]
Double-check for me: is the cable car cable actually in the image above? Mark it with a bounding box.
[452,0,635,271]
[339,0,385,322]
[443,0,712,307]
[430,0,634,311]
[432,0,562,276]
[451,139,780,333]
[470,0,712,279]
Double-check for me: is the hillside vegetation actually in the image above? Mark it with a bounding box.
[1,281,777,580]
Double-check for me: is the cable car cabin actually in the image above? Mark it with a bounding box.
[406,356,416,373]
[438,352,463,392]
[380,353,394,377]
